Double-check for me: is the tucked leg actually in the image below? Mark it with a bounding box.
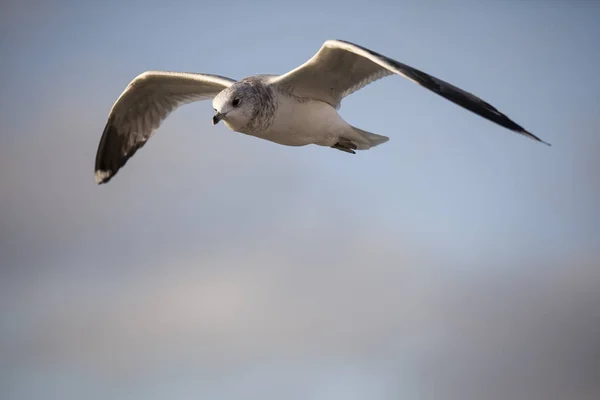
[331,137,357,154]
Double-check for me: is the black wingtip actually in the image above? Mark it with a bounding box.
[521,129,551,147]
[94,115,141,186]
[95,169,113,185]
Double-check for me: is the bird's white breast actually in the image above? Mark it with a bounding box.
[256,92,349,147]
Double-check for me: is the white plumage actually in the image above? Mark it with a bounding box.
[95,39,549,185]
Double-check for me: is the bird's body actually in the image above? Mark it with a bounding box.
[233,78,368,149]
[95,39,549,185]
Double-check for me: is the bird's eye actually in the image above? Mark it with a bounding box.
[232,98,240,107]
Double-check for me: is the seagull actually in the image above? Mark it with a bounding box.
[94,39,549,184]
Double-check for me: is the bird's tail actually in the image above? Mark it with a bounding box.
[351,125,390,150]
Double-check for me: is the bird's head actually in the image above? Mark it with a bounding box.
[212,83,256,132]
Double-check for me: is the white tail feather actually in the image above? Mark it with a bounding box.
[351,126,390,150]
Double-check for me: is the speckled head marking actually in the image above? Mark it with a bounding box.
[212,76,277,133]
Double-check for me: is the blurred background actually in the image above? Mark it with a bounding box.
[1,0,599,399]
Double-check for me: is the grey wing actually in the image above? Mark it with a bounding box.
[270,39,550,146]
[95,71,236,184]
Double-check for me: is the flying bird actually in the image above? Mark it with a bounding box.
[95,39,549,184]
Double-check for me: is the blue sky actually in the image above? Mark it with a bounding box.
[1,1,599,399]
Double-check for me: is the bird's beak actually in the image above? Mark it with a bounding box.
[212,112,224,125]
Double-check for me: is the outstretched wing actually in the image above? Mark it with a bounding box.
[270,39,549,146]
[95,71,236,184]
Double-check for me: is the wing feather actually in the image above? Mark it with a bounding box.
[271,39,549,145]
[95,71,236,184]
